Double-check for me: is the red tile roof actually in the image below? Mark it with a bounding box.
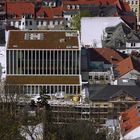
[115,57,140,78]
[120,103,140,136]
[62,0,122,9]
[89,48,127,65]
[36,6,63,19]
[122,2,131,12]
[6,2,35,18]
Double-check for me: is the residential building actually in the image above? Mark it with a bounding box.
[102,22,140,52]
[114,56,140,85]
[81,47,127,83]
[120,103,140,140]
[81,17,126,47]
[90,85,140,124]
[6,30,81,95]
[123,0,140,25]
[5,2,64,30]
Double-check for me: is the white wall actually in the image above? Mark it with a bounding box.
[81,17,124,48]
[126,42,140,48]
[123,126,140,140]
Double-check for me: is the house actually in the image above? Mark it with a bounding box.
[120,103,140,140]
[6,30,82,96]
[89,85,140,124]
[81,47,127,83]
[102,22,140,53]
[5,2,64,30]
[123,0,140,26]
[36,6,64,30]
[114,56,140,85]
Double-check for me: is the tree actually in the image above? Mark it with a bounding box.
[71,13,81,30]
[0,81,27,140]
[71,11,93,30]
[39,87,54,140]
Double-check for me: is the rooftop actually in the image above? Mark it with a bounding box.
[90,85,140,101]
[7,30,80,49]
[6,2,35,18]
[120,103,140,137]
[6,76,80,85]
[88,48,127,65]
[114,57,140,78]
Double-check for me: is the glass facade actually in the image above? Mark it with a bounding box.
[7,50,80,75]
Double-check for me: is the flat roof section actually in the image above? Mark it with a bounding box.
[6,76,80,85]
[7,30,79,50]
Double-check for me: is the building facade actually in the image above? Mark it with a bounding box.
[6,30,81,95]
[124,0,140,25]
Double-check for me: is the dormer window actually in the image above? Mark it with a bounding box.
[67,5,70,9]
[72,5,75,9]
[76,5,79,9]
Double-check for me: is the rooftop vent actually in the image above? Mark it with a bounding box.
[65,32,77,37]
[13,45,18,48]
[59,38,65,43]
[24,33,44,40]
[71,46,78,48]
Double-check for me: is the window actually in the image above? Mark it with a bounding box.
[89,75,92,80]
[135,8,137,12]
[25,21,28,26]
[100,76,104,80]
[67,5,70,9]
[36,21,39,25]
[19,21,21,25]
[29,21,32,25]
[131,1,134,5]
[131,42,135,46]
[94,75,99,80]
[41,21,43,25]
[106,76,109,80]
[135,1,138,4]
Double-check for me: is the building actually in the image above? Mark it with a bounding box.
[81,47,127,83]
[6,30,82,95]
[81,17,125,47]
[5,2,64,30]
[123,0,140,26]
[120,103,140,140]
[114,56,140,85]
[102,22,140,53]
[89,85,140,124]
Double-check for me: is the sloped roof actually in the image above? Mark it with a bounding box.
[120,103,140,136]
[90,85,140,101]
[36,6,63,19]
[62,0,122,10]
[88,48,127,64]
[104,22,140,47]
[115,57,140,78]
[110,90,136,99]
[6,2,35,17]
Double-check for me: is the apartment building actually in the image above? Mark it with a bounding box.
[6,30,81,95]
[124,0,140,24]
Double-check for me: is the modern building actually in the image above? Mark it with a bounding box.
[6,30,82,95]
